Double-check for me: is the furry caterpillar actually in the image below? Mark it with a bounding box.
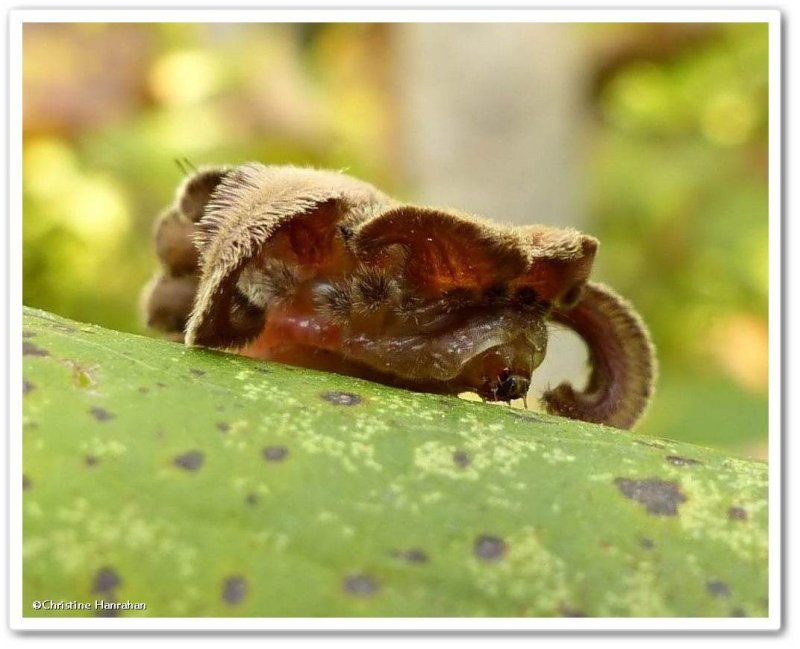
[143,163,656,429]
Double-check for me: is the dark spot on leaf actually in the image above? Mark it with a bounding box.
[614,478,687,516]
[343,574,379,596]
[453,450,471,468]
[23,380,35,395]
[559,604,588,617]
[90,406,114,422]
[640,537,655,550]
[23,341,49,357]
[92,567,121,595]
[391,548,429,564]
[138,387,149,394]
[156,382,167,388]
[85,455,99,467]
[665,455,702,466]
[262,446,288,462]
[707,580,731,598]
[728,506,748,521]
[189,368,206,377]
[245,493,259,505]
[22,475,31,490]
[216,422,230,433]
[731,608,747,617]
[22,330,35,338]
[222,575,248,605]
[173,450,204,471]
[474,534,507,561]
[322,391,362,406]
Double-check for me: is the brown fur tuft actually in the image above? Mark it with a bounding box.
[142,167,229,337]
[154,208,199,277]
[177,166,230,223]
[142,273,199,335]
[236,260,301,308]
[313,282,356,323]
[349,267,401,313]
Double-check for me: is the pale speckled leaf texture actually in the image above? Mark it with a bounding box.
[21,306,768,617]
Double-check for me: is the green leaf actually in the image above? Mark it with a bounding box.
[22,306,768,618]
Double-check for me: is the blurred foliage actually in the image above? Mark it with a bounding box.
[585,23,769,456]
[22,23,769,457]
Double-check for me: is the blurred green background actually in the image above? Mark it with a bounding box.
[22,23,769,458]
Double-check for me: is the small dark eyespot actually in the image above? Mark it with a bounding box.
[484,284,508,303]
[339,224,354,241]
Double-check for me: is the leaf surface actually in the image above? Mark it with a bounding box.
[21,307,768,618]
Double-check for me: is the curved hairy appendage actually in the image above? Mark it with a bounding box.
[542,282,657,430]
